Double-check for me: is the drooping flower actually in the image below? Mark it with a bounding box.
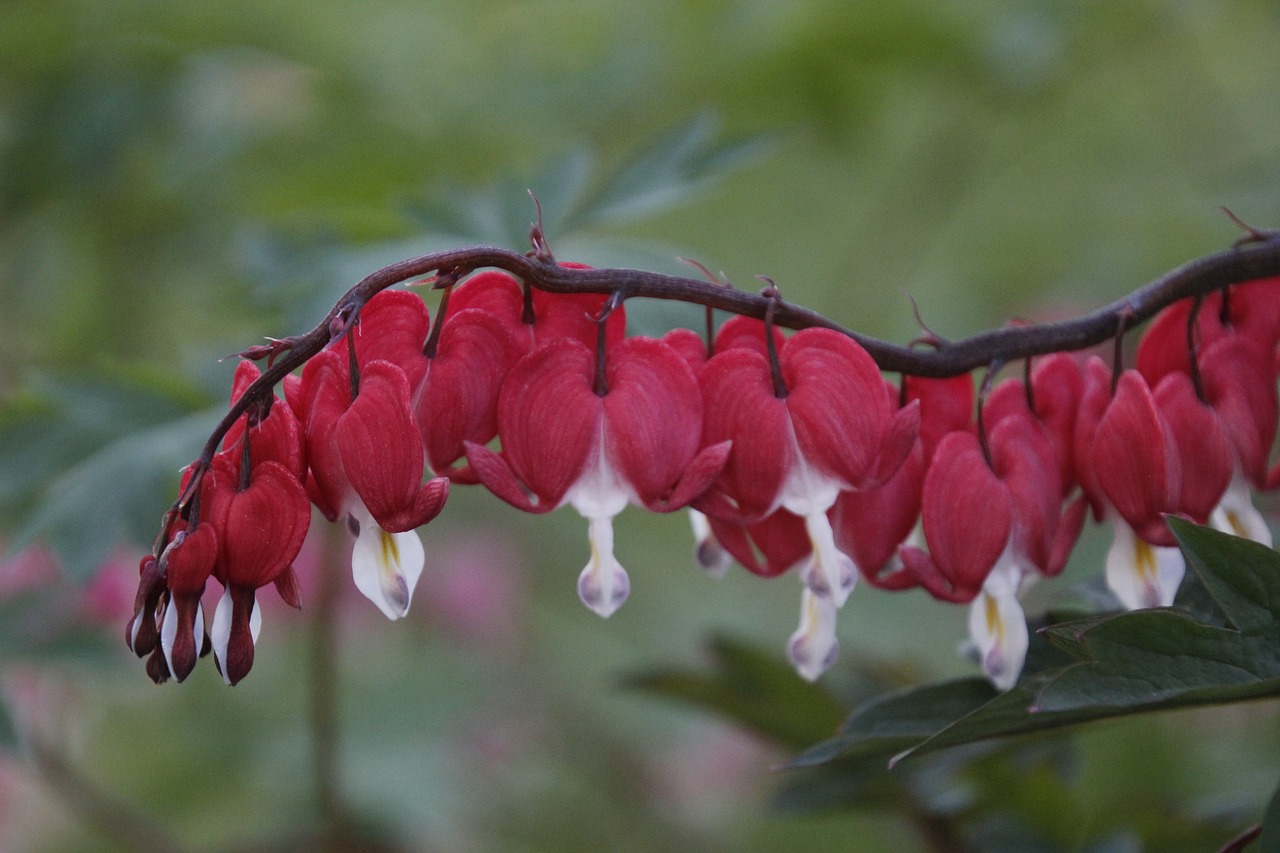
[1136,279,1280,385]
[696,327,918,678]
[156,521,217,682]
[698,328,919,602]
[1075,360,1185,610]
[294,347,449,619]
[413,306,525,482]
[899,431,1013,605]
[834,375,973,593]
[468,334,730,617]
[201,455,311,685]
[902,407,1073,690]
[128,355,311,685]
[447,268,627,353]
[983,353,1083,499]
[221,360,307,482]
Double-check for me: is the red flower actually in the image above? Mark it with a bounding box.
[1075,360,1186,610]
[696,327,918,679]
[201,455,311,685]
[448,268,627,353]
[295,349,449,618]
[414,306,526,482]
[468,335,729,617]
[698,328,919,604]
[156,522,216,682]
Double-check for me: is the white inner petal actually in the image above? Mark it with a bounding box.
[578,515,631,618]
[566,421,633,617]
[967,544,1028,692]
[1104,515,1185,610]
[689,509,731,578]
[160,599,205,683]
[777,420,857,607]
[1211,470,1272,547]
[787,586,840,682]
[798,510,856,607]
[211,589,262,685]
[350,502,425,620]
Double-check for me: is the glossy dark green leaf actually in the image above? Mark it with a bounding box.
[1169,516,1280,630]
[795,523,1280,769]
[789,677,997,767]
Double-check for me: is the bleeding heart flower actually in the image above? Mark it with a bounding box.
[468,334,729,617]
[156,522,216,683]
[697,327,918,679]
[414,305,526,483]
[202,455,310,685]
[448,268,627,353]
[295,347,449,621]
[1076,359,1186,610]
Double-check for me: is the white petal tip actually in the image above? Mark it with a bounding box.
[787,590,839,681]
[695,539,732,578]
[787,635,839,682]
[968,590,1028,693]
[352,522,425,621]
[578,562,630,618]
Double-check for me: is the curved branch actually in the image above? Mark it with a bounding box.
[163,230,1280,536]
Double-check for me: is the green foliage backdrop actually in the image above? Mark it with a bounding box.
[2,2,1280,851]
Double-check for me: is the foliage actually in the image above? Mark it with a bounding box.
[636,521,1280,849]
[2,2,1280,852]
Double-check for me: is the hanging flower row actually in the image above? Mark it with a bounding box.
[126,233,1280,690]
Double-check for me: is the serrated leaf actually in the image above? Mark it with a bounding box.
[1169,516,1280,630]
[797,525,1280,769]
[1030,609,1280,712]
[789,677,996,768]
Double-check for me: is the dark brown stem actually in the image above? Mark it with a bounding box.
[975,360,1004,469]
[424,282,452,360]
[160,232,1280,539]
[761,281,788,398]
[1187,294,1206,401]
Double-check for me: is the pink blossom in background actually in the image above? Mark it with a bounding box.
[0,546,58,601]
[80,549,146,626]
[419,534,529,654]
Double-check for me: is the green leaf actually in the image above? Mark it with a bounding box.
[9,408,219,581]
[625,634,845,749]
[0,373,202,516]
[1260,775,1280,853]
[789,677,996,767]
[795,523,1280,769]
[1168,516,1280,630]
[567,113,771,226]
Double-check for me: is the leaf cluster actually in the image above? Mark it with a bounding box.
[634,521,1280,851]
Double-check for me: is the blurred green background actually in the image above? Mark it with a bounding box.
[2,1,1280,851]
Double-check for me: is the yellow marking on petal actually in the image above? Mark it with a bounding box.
[1134,539,1157,583]
[380,529,400,570]
[1228,511,1247,538]
[984,593,1002,639]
